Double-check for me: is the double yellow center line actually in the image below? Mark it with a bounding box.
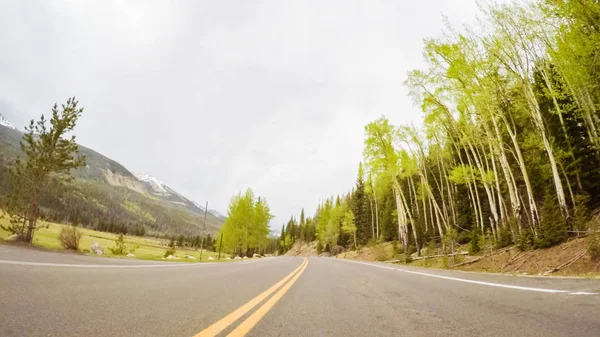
[194,258,308,337]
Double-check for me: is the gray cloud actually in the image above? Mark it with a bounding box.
[0,0,484,226]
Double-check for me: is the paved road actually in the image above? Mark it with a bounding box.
[1,245,599,337]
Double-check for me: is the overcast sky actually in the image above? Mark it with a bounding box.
[0,0,485,227]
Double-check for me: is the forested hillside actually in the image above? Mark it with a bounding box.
[0,119,223,237]
[280,0,600,260]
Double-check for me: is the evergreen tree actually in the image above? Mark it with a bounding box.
[2,98,86,242]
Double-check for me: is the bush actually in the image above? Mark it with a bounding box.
[316,241,323,254]
[164,239,176,258]
[59,226,83,251]
[534,192,568,249]
[572,194,591,233]
[495,228,513,249]
[391,240,402,255]
[425,240,437,256]
[589,234,600,262]
[518,229,534,251]
[109,234,128,255]
[164,246,176,258]
[469,229,481,254]
[456,230,472,245]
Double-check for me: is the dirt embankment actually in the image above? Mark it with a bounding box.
[455,237,599,276]
[292,236,599,277]
[285,241,320,257]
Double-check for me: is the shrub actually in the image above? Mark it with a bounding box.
[316,241,323,254]
[109,234,128,255]
[495,228,513,249]
[589,234,600,262]
[571,194,591,233]
[534,192,568,249]
[469,229,481,254]
[164,239,176,258]
[164,246,176,258]
[456,230,471,245]
[391,240,402,255]
[59,226,83,251]
[425,240,437,256]
[518,229,534,251]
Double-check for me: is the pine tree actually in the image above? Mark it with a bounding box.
[351,163,370,245]
[2,98,86,242]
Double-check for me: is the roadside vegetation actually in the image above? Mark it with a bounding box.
[281,0,600,276]
[0,217,221,262]
[215,188,279,257]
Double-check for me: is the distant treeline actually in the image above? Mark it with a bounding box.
[0,164,215,238]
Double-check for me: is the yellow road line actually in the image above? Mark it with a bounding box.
[194,258,307,337]
[226,258,309,337]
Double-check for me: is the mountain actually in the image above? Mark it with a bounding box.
[0,116,224,236]
[0,114,16,130]
[133,172,226,220]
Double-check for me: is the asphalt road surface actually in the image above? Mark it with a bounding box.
[1,244,599,337]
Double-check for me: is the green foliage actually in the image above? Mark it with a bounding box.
[456,230,471,245]
[109,234,128,255]
[469,229,481,254]
[216,189,273,256]
[2,98,86,242]
[518,229,535,251]
[341,209,357,249]
[571,194,591,233]
[589,234,600,262]
[495,228,513,249]
[59,225,83,251]
[164,239,176,258]
[316,241,323,254]
[534,192,568,249]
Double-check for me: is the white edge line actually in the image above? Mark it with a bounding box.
[338,259,598,295]
[0,257,280,269]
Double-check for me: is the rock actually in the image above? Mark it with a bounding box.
[166,255,176,259]
[252,253,262,258]
[207,257,214,260]
[243,256,248,259]
[6,234,19,241]
[126,253,135,258]
[90,242,104,255]
[234,256,241,260]
[225,257,231,260]
[186,255,196,259]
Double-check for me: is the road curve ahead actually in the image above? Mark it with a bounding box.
[1,245,599,337]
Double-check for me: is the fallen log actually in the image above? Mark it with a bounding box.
[543,248,588,275]
[509,250,538,273]
[411,251,469,261]
[500,251,524,271]
[453,256,484,267]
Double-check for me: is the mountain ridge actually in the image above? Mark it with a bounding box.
[0,116,224,236]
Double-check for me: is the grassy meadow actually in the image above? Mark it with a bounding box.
[0,217,222,262]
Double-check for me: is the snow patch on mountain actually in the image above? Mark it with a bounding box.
[133,172,168,193]
[0,114,16,130]
[133,172,226,219]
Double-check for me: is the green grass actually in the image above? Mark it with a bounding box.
[0,217,222,262]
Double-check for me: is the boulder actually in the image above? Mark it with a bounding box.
[243,256,248,259]
[6,234,19,241]
[225,257,231,260]
[166,255,176,259]
[186,255,196,259]
[252,253,262,258]
[207,256,214,261]
[234,256,241,260]
[90,242,104,255]
[126,253,135,258]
